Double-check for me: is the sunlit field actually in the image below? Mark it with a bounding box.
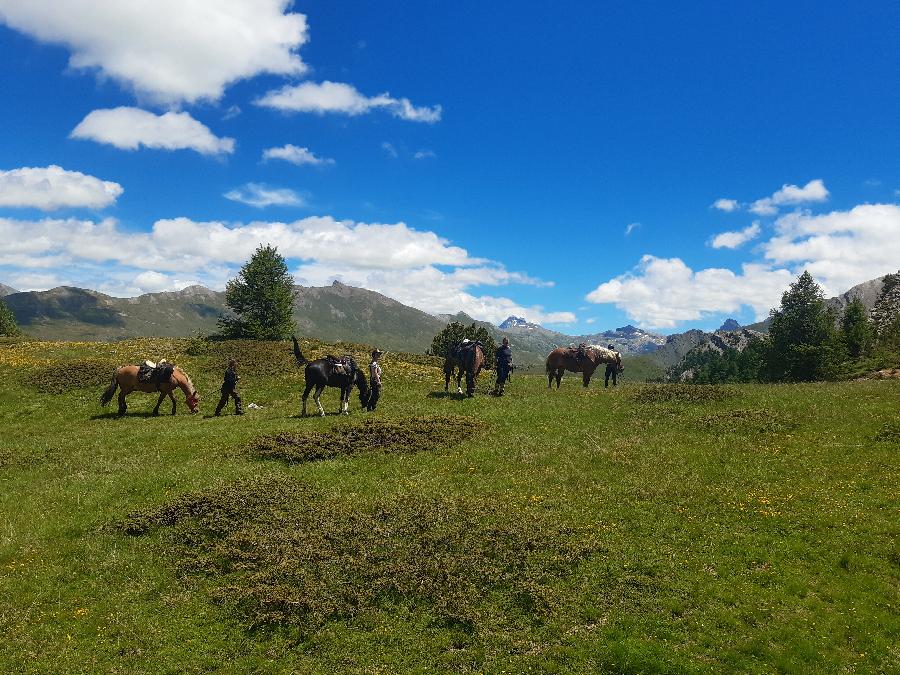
[1,338,898,673]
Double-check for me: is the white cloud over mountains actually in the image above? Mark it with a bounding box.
[0,165,122,210]
[71,108,235,156]
[263,145,334,166]
[710,223,760,249]
[255,81,442,123]
[712,198,740,212]
[0,0,308,105]
[0,215,571,325]
[588,202,900,328]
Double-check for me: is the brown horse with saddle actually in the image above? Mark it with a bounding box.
[444,339,485,396]
[546,344,623,388]
[100,362,200,415]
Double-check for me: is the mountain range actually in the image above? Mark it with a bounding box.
[2,274,888,370]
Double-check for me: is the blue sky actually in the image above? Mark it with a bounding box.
[1,1,897,333]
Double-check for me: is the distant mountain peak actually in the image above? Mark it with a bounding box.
[0,282,17,297]
[718,318,741,332]
[499,315,531,329]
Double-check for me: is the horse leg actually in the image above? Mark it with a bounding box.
[444,367,451,392]
[315,386,326,417]
[169,391,177,415]
[341,387,349,415]
[582,369,592,388]
[456,369,463,395]
[302,383,314,417]
[118,390,127,416]
[556,369,562,389]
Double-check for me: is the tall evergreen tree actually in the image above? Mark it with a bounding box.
[218,245,296,340]
[766,271,841,381]
[0,299,21,337]
[871,270,900,339]
[840,297,874,359]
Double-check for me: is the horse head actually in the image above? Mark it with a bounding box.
[186,390,201,413]
[354,368,371,408]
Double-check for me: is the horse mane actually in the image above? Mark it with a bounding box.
[587,345,619,362]
[175,366,196,394]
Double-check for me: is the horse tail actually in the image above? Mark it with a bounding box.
[545,352,554,373]
[292,335,308,366]
[100,369,119,407]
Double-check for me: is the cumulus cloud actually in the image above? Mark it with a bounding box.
[255,80,442,123]
[0,165,122,210]
[710,222,760,249]
[0,0,308,105]
[0,214,570,322]
[223,184,306,208]
[712,198,740,212]
[762,203,900,295]
[587,202,900,328]
[263,144,334,166]
[750,179,829,216]
[71,107,235,155]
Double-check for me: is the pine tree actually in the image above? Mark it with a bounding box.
[218,245,296,340]
[840,297,874,359]
[429,321,498,364]
[766,271,841,381]
[0,299,21,337]
[871,270,900,339]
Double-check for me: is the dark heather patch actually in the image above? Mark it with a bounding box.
[26,359,119,393]
[698,409,797,434]
[873,421,900,444]
[246,415,484,463]
[118,476,602,635]
[630,384,737,404]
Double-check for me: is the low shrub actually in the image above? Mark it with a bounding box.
[25,358,119,394]
[119,476,601,635]
[630,384,737,404]
[698,408,797,434]
[247,415,484,463]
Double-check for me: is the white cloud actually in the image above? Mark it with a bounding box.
[381,142,399,158]
[0,0,308,105]
[263,144,334,166]
[586,255,793,328]
[710,222,760,249]
[762,203,900,295]
[624,222,641,236]
[712,198,740,212]
[255,80,442,123]
[0,165,122,210]
[71,107,235,155]
[223,184,306,208]
[750,179,829,216]
[0,214,571,322]
[587,202,900,328]
[414,149,436,160]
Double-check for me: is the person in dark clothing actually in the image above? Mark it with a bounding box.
[493,337,513,395]
[215,359,243,415]
[604,344,619,388]
[367,348,383,411]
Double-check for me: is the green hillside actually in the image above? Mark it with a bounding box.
[1,337,897,673]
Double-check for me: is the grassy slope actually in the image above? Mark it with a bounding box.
[0,338,898,673]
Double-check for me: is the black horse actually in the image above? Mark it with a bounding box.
[293,336,370,416]
[443,340,485,397]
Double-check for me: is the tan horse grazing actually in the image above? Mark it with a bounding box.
[100,365,200,416]
[546,345,623,389]
[444,342,485,397]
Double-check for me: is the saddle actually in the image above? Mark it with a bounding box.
[451,340,483,360]
[137,359,174,384]
[567,343,589,361]
[326,355,354,375]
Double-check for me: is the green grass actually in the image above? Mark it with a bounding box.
[1,338,898,673]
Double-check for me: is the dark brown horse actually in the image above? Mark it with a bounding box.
[546,345,623,389]
[100,365,200,415]
[444,341,485,396]
[293,336,370,416]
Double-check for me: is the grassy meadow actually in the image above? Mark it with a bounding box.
[0,337,898,673]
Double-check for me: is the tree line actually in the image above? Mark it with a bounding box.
[668,270,900,384]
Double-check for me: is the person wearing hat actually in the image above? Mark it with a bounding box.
[215,358,243,416]
[367,348,383,411]
[604,344,619,388]
[493,337,513,395]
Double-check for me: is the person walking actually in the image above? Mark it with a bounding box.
[604,344,619,388]
[215,359,243,416]
[367,348,383,411]
[494,337,513,395]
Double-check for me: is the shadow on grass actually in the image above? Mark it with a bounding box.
[90,411,158,420]
[426,391,467,400]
